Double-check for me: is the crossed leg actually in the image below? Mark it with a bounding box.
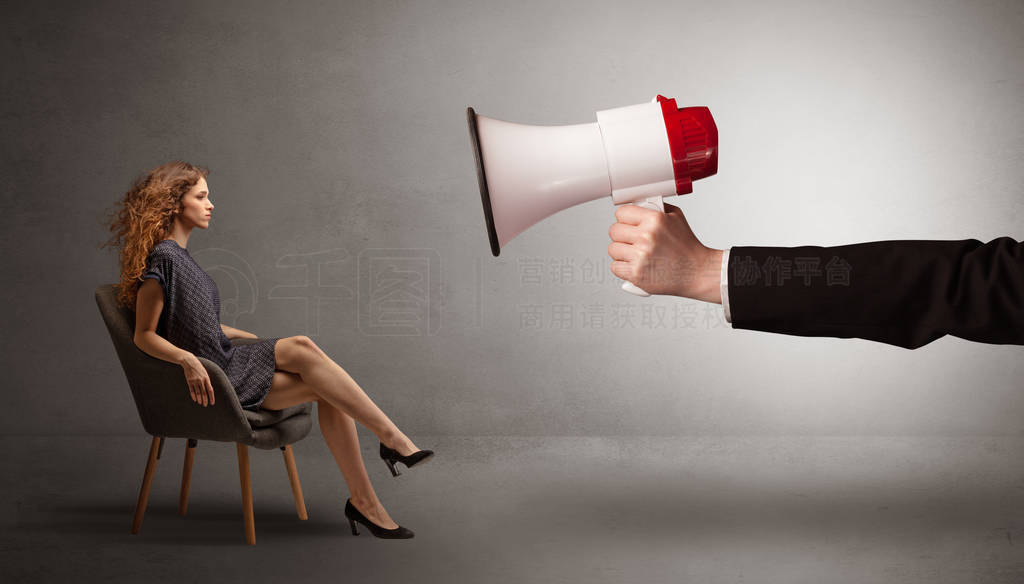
[261,335,418,530]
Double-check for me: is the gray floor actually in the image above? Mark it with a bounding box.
[3,435,1024,583]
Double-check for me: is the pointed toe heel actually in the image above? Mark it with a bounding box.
[379,443,434,477]
[344,499,414,539]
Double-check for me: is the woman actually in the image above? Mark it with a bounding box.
[104,161,432,539]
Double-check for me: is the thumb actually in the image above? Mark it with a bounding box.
[663,202,683,215]
[658,201,701,244]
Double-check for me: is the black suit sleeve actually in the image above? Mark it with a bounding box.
[726,237,1024,349]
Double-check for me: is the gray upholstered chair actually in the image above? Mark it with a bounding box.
[95,283,313,545]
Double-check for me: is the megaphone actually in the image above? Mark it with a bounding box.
[467,95,718,296]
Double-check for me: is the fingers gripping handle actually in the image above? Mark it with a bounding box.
[620,196,665,297]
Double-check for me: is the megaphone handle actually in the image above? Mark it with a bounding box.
[620,196,666,297]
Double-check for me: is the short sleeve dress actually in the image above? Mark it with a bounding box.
[142,239,281,411]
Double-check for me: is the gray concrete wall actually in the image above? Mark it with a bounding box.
[2,0,1021,436]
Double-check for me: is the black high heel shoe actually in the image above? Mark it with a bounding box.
[344,499,414,539]
[379,442,434,477]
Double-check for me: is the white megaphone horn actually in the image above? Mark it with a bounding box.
[467,95,718,296]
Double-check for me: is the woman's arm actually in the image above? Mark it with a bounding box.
[221,323,258,340]
[134,278,216,406]
[134,279,192,364]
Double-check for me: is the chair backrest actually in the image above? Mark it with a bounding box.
[95,283,252,442]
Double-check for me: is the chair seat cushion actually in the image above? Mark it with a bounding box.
[249,411,313,450]
[245,402,313,428]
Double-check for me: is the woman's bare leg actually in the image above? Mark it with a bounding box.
[318,398,399,528]
[271,336,418,456]
[262,369,399,529]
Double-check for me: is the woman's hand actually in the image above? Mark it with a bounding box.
[178,352,215,406]
[608,202,723,302]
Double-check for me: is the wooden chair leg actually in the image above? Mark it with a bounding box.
[179,439,197,516]
[236,443,255,545]
[131,436,162,534]
[280,445,308,520]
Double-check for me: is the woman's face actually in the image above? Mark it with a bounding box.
[178,177,214,229]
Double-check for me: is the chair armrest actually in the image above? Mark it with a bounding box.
[194,355,257,437]
[123,350,254,442]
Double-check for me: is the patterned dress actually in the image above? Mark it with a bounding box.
[142,239,280,411]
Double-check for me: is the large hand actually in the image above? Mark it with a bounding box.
[608,203,723,303]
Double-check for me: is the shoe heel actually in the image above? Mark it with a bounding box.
[384,458,401,477]
[348,518,359,536]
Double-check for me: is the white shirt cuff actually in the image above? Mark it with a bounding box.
[721,247,732,324]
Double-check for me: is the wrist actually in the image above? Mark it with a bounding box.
[690,247,723,304]
[177,350,194,366]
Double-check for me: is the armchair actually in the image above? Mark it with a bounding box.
[95,283,312,544]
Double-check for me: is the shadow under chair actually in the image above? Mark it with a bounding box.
[95,283,313,545]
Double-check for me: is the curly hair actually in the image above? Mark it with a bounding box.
[101,161,210,309]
